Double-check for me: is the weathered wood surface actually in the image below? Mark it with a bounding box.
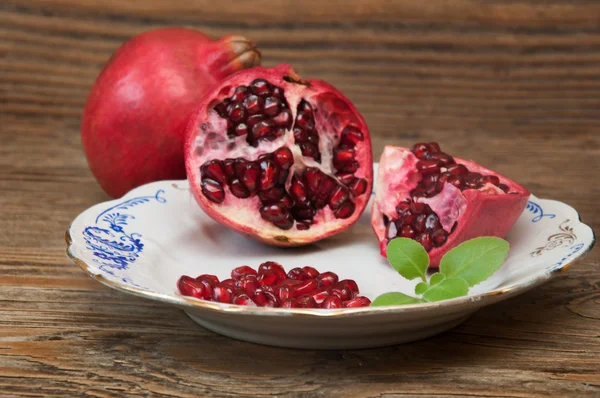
[1,1,599,396]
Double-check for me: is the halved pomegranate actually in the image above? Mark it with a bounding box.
[372,143,530,266]
[185,64,373,246]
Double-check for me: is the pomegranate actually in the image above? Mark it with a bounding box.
[185,64,373,246]
[177,262,371,309]
[82,28,261,198]
[372,143,530,266]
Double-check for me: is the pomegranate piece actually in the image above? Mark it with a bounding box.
[372,142,530,267]
[82,28,261,198]
[185,64,373,247]
[177,264,370,309]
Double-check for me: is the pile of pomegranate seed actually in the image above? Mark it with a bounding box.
[200,78,368,230]
[177,262,371,309]
[384,142,508,252]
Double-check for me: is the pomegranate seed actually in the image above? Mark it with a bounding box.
[234,123,248,136]
[295,112,315,131]
[271,86,284,99]
[258,186,285,204]
[446,163,468,176]
[399,224,416,239]
[264,97,281,116]
[414,214,427,233]
[281,299,300,308]
[177,276,206,299]
[342,296,371,308]
[252,289,269,306]
[410,202,428,215]
[321,295,343,309]
[246,114,263,128]
[339,160,359,173]
[287,267,309,281]
[498,183,510,193]
[412,142,431,159]
[257,270,280,286]
[233,293,257,306]
[340,126,364,147]
[235,275,259,295]
[273,147,294,169]
[336,172,356,186]
[231,85,248,103]
[328,185,350,210]
[416,233,434,252]
[293,126,308,142]
[240,162,260,195]
[395,199,412,215]
[333,147,355,165]
[291,278,318,297]
[480,175,500,186]
[296,295,318,308]
[231,266,257,280]
[258,262,286,280]
[196,274,219,285]
[280,278,303,287]
[305,167,324,195]
[263,291,280,307]
[258,158,279,191]
[333,201,355,219]
[313,176,337,208]
[316,272,338,288]
[220,279,236,288]
[429,152,454,167]
[213,285,235,303]
[425,213,441,230]
[272,108,292,128]
[213,100,229,118]
[338,279,359,296]
[300,143,320,161]
[250,78,271,96]
[431,229,448,247]
[465,172,482,188]
[229,178,250,198]
[428,142,441,152]
[447,175,465,189]
[279,194,294,208]
[302,266,319,278]
[273,213,294,230]
[201,178,225,203]
[290,175,308,203]
[348,178,367,197]
[417,160,440,175]
[331,285,352,301]
[276,285,292,301]
[252,120,273,140]
[296,221,311,230]
[228,103,246,123]
[200,160,227,185]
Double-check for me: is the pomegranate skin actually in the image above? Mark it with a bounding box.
[185,64,373,247]
[372,146,530,267]
[82,28,261,198]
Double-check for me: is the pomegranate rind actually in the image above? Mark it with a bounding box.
[185,64,373,246]
[372,146,530,267]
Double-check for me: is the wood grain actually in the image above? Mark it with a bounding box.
[0,0,599,396]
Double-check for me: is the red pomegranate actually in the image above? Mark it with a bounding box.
[82,28,261,198]
[372,143,530,266]
[185,64,373,246]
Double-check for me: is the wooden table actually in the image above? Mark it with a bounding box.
[2,1,599,396]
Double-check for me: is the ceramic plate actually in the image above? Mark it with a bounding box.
[66,168,595,349]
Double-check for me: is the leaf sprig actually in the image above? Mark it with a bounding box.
[371,237,509,306]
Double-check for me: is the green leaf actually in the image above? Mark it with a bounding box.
[386,238,429,282]
[439,237,509,287]
[429,273,445,286]
[421,277,469,302]
[415,282,429,295]
[371,292,423,307]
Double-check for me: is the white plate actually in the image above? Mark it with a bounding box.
[66,170,595,349]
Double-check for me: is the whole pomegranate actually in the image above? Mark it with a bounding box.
[185,64,373,246]
[372,143,530,266]
[82,28,261,198]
